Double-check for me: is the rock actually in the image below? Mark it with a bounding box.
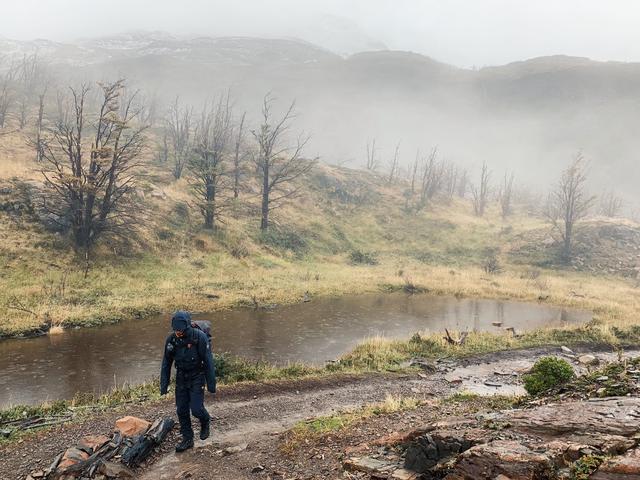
[447,440,558,480]
[579,354,599,366]
[483,381,503,387]
[223,442,248,455]
[505,397,640,437]
[344,456,395,474]
[115,416,151,437]
[78,434,110,454]
[561,346,574,354]
[30,471,44,478]
[251,465,265,473]
[591,448,640,479]
[410,358,437,373]
[97,460,135,478]
[596,376,609,382]
[404,434,473,473]
[57,447,90,470]
[151,190,166,200]
[444,373,463,384]
[391,468,420,479]
[542,236,555,246]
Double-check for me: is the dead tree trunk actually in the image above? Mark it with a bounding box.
[233,111,246,199]
[471,162,490,216]
[388,141,400,183]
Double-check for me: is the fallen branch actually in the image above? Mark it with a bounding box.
[444,329,468,346]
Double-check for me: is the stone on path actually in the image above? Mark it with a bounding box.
[579,354,599,366]
[343,456,396,474]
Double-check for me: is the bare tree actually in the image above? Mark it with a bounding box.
[388,141,400,183]
[155,129,169,164]
[457,169,468,198]
[499,172,515,218]
[418,146,444,208]
[252,94,316,230]
[39,80,147,252]
[409,149,420,196]
[16,53,43,130]
[365,138,378,171]
[232,111,247,199]
[33,86,48,162]
[442,162,458,204]
[189,94,233,230]
[599,190,623,218]
[470,162,491,216]
[166,97,192,180]
[0,58,18,129]
[545,153,596,262]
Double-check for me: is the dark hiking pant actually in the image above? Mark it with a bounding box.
[175,370,210,441]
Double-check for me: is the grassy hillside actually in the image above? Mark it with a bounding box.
[1,128,640,338]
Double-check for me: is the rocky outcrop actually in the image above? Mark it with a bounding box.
[344,397,640,479]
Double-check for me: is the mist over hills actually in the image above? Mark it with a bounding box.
[2,32,639,203]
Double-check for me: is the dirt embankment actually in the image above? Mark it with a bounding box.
[3,345,639,480]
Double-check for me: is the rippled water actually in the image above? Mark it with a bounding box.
[0,294,590,407]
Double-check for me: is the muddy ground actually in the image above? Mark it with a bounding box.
[1,345,636,480]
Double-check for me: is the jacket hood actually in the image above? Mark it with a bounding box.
[171,310,192,332]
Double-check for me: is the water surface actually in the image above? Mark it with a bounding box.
[0,294,590,407]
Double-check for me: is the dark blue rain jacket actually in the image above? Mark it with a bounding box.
[160,311,216,394]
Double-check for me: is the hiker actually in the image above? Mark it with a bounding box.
[160,310,216,452]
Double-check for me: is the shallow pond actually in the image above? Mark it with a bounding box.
[0,293,590,407]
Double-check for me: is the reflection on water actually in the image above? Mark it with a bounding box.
[0,294,590,407]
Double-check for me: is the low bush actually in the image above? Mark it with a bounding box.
[523,356,575,396]
[348,249,378,265]
[259,225,308,255]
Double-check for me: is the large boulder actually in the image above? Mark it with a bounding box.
[444,440,559,480]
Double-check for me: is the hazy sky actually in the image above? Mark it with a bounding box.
[1,0,639,67]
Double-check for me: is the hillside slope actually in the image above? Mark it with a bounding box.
[1,129,640,337]
[2,33,640,200]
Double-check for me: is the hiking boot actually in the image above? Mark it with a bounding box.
[199,420,210,441]
[175,438,194,452]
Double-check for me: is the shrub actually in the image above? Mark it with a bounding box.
[229,241,249,259]
[482,255,502,274]
[349,249,378,265]
[571,455,606,480]
[260,225,308,255]
[523,357,575,396]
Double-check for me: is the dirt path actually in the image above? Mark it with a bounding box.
[139,373,450,480]
[2,345,637,480]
